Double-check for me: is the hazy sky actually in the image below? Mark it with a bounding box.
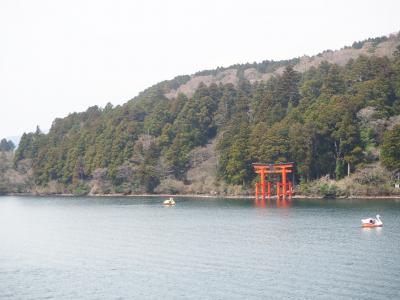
[1,0,399,138]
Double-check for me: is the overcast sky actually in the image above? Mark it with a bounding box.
[1,0,399,138]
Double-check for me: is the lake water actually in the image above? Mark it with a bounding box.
[1,196,399,299]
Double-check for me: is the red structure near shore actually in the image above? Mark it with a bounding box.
[253,163,294,199]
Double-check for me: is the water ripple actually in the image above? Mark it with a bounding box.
[1,196,399,299]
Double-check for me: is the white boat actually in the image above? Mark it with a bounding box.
[361,214,383,228]
[163,197,176,206]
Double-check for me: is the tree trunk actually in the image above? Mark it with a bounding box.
[347,162,350,176]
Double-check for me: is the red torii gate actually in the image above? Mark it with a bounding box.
[253,163,294,199]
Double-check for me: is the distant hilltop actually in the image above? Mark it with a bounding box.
[144,32,400,99]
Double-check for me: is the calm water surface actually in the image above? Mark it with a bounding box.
[1,196,399,299]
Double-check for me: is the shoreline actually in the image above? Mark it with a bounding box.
[4,192,400,200]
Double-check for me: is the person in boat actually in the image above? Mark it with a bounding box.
[370,219,375,224]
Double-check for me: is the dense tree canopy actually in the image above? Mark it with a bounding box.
[13,52,400,192]
[381,124,400,172]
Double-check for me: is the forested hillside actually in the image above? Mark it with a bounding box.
[4,34,400,196]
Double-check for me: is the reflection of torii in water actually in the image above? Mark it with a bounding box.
[253,162,295,199]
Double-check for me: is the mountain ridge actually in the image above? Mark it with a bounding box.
[156,32,400,99]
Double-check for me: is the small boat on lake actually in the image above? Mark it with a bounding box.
[163,197,176,206]
[361,214,383,228]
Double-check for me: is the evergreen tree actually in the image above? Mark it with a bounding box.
[381,124,400,172]
[0,139,15,152]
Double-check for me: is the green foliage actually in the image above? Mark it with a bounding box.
[319,183,340,198]
[72,182,90,196]
[351,35,388,49]
[381,124,400,172]
[12,53,400,192]
[194,58,300,76]
[0,139,15,152]
[14,127,45,164]
[298,176,342,198]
